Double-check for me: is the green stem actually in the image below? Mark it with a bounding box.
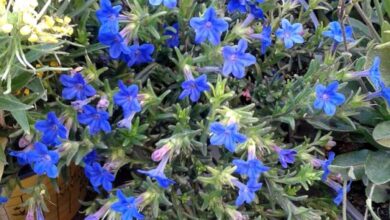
[373,0,384,26]
[353,2,381,43]
[342,180,347,220]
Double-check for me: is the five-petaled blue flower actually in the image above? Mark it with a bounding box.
[96,0,122,33]
[137,168,175,189]
[111,190,144,220]
[164,23,180,48]
[250,25,272,54]
[276,19,304,49]
[313,81,345,116]
[35,112,67,146]
[232,179,262,206]
[84,162,115,192]
[321,151,335,181]
[123,44,155,67]
[78,105,112,135]
[189,7,229,45]
[149,0,176,9]
[333,181,352,206]
[98,30,130,59]
[138,155,175,189]
[60,73,96,101]
[274,146,297,168]
[209,122,247,152]
[114,81,141,116]
[233,159,270,181]
[179,74,210,102]
[222,39,256,79]
[29,142,60,178]
[323,21,353,43]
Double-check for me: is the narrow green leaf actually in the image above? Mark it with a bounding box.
[0,95,33,111]
[11,110,30,134]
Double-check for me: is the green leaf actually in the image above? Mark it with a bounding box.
[381,21,390,43]
[365,184,389,203]
[11,110,30,134]
[330,150,370,180]
[365,151,390,184]
[0,95,33,111]
[384,0,390,17]
[372,121,390,148]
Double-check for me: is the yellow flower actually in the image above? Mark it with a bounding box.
[20,25,32,35]
[1,23,13,33]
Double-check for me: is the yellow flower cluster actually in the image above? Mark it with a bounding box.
[0,0,73,43]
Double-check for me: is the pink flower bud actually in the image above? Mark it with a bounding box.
[151,145,171,162]
[18,135,33,148]
[97,95,110,110]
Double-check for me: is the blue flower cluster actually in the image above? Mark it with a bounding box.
[10,112,66,178]
[97,0,154,66]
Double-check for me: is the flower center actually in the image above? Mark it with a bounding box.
[205,21,212,29]
[75,83,83,90]
[322,94,330,101]
[284,32,291,39]
[93,114,101,120]
[230,54,237,62]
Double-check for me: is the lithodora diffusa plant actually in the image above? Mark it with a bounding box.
[0,0,390,219]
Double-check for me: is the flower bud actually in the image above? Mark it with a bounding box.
[151,144,171,162]
[1,23,13,33]
[20,25,32,36]
[97,95,110,110]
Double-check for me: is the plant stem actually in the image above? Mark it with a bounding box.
[342,180,347,220]
[353,2,381,43]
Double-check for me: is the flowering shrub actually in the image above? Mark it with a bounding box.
[0,0,390,219]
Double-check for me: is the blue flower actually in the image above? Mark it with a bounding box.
[189,7,229,45]
[78,105,112,135]
[209,122,247,152]
[60,73,96,101]
[333,181,352,206]
[179,74,210,102]
[123,44,154,67]
[83,150,98,165]
[84,162,115,192]
[35,112,67,146]
[232,159,270,180]
[113,81,141,116]
[149,0,176,9]
[98,30,130,59]
[96,0,122,32]
[227,0,247,13]
[323,21,353,43]
[274,146,297,168]
[164,23,179,48]
[313,81,345,116]
[367,57,381,89]
[379,82,390,105]
[248,3,264,20]
[138,155,174,189]
[321,151,335,181]
[9,150,33,165]
[29,142,60,178]
[222,39,256,79]
[275,19,304,49]
[111,190,144,220]
[250,25,272,54]
[232,179,262,206]
[0,196,7,204]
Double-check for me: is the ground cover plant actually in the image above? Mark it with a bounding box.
[0,0,389,219]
